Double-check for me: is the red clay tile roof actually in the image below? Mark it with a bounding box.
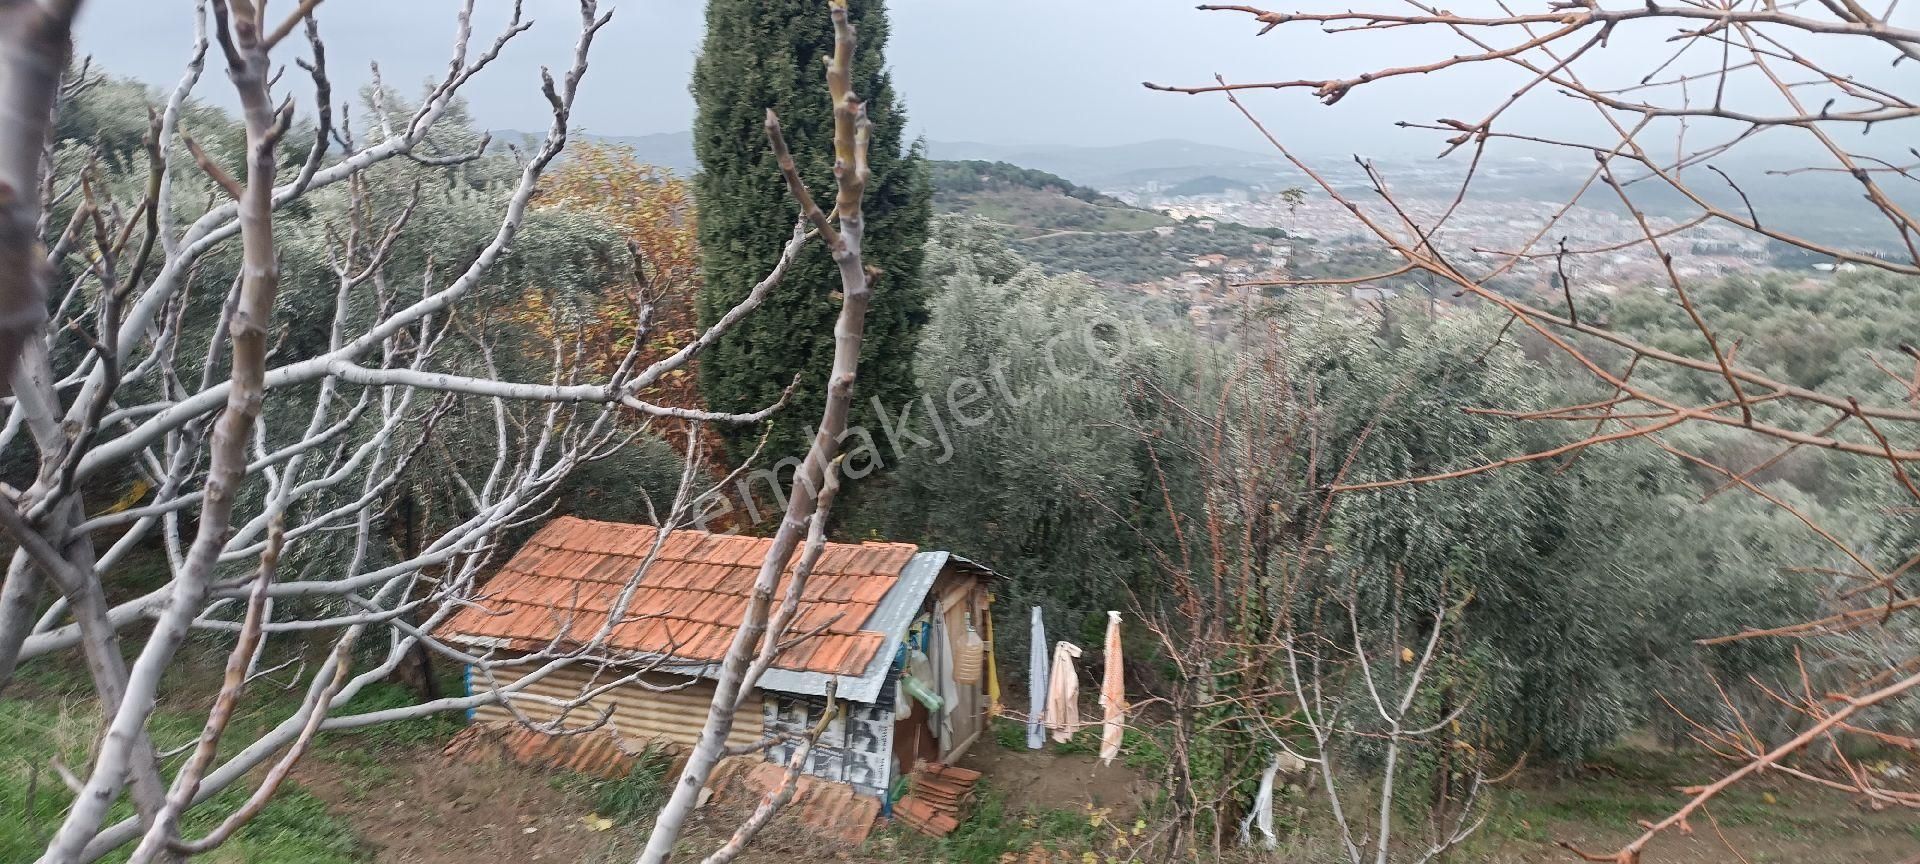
[437,516,918,676]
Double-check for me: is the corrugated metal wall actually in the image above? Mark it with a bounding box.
[470,660,764,749]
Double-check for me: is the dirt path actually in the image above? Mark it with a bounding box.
[957,739,1148,819]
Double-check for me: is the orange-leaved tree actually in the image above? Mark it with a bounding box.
[527,141,702,408]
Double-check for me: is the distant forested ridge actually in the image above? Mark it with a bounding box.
[926,159,1305,285]
[928,159,1122,206]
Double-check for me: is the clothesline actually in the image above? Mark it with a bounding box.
[1018,605,1141,616]
[1022,607,1132,764]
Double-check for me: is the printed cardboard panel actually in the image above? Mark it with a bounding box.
[763,694,893,795]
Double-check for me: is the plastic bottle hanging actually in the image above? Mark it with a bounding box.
[954,613,984,686]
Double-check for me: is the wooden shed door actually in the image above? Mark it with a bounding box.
[894,704,939,775]
[939,586,984,760]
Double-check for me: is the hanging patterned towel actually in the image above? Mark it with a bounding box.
[1098,611,1126,764]
[1027,606,1049,749]
[1046,641,1082,743]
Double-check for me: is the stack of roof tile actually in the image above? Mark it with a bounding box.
[441,721,651,779]
[894,762,982,837]
[708,757,880,845]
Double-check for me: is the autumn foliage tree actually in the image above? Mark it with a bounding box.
[527,141,703,409]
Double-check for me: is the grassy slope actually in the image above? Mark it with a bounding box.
[10,658,1912,864]
[1,653,461,863]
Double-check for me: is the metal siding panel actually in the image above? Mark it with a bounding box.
[471,658,762,750]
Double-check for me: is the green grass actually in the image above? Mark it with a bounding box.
[189,784,363,864]
[322,680,465,749]
[0,697,369,862]
[990,716,1027,750]
[558,745,676,824]
[1521,781,1685,826]
[1480,791,1553,844]
[1050,728,1100,757]
[890,785,1104,864]
[1485,747,1904,850]
[991,715,1165,774]
[0,657,466,862]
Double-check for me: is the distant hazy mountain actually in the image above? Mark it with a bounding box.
[1164,175,1251,197]
[494,129,1915,253]
[498,130,1287,190]
[925,138,1286,188]
[494,129,699,176]
[590,131,698,175]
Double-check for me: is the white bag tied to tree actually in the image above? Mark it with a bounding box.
[1238,753,1283,850]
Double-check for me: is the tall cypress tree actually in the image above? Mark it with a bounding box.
[692,0,930,466]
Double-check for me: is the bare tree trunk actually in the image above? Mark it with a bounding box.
[396,493,441,700]
[0,0,859,857]
[35,2,295,858]
[0,0,84,695]
[0,0,78,395]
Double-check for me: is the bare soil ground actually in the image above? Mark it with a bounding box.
[296,746,622,864]
[1478,751,1920,864]
[291,733,1919,864]
[956,738,1150,819]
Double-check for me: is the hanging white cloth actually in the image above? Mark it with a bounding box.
[1027,606,1048,749]
[1098,611,1126,764]
[1045,641,1082,743]
[1237,753,1282,849]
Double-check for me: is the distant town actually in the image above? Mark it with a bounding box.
[1086,157,1895,330]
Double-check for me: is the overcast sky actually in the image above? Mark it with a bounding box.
[71,0,1530,156]
[72,1,1919,160]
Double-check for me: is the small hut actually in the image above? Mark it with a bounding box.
[437,516,998,798]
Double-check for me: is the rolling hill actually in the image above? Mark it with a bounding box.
[924,138,1287,188]
[496,131,1300,286]
[928,160,1172,236]
[500,131,1294,192]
